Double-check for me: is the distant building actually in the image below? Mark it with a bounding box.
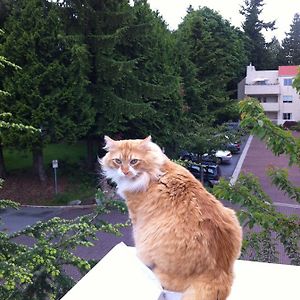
[238,64,300,125]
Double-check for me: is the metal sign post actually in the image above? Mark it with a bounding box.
[52,160,58,194]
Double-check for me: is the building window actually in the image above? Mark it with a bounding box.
[284,78,293,86]
[283,95,293,103]
[283,113,292,120]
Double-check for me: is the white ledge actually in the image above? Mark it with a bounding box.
[61,243,300,300]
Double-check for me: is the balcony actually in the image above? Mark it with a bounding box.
[245,84,280,95]
[261,102,280,111]
[61,242,300,300]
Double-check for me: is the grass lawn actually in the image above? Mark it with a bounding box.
[4,142,87,171]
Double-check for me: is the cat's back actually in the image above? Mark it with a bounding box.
[158,160,217,210]
[154,160,240,232]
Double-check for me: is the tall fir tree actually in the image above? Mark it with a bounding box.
[175,7,247,123]
[280,13,300,65]
[265,36,282,69]
[59,0,155,167]
[240,0,276,69]
[1,0,94,181]
[118,0,184,152]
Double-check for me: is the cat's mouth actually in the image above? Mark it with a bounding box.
[126,172,141,180]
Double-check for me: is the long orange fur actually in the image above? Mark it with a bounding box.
[101,136,242,300]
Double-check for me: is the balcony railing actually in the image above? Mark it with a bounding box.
[245,84,280,95]
[261,102,280,111]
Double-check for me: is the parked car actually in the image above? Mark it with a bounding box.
[185,161,221,187]
[179,149,232,164]
[202,150,232,164]
[179,150,201,163]
[226,142,240,154]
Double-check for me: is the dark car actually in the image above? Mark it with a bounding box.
[226,142,240,154]
[186,161,221,187]
[179,150,201,163]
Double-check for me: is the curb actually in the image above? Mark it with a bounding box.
[19,204,97,209]
[230,135,253,185]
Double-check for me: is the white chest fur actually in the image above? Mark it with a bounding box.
[102,167,150,199]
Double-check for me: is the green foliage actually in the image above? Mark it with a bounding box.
[267,167,300,204]
[214,175,300,265]
[280,13,300,65]
[0,0,95,180]
[293,68,300,93]
[4,143,86,171]
[175,6,247,122]
[240,98,300,166]
[118,0,184,151]
[213,97,300,265]
[0,190,129,299]
[240,0,276,69]
[1,0,94,144]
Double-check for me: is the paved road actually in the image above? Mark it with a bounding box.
[241,135,300,215]
[219,135,248,179]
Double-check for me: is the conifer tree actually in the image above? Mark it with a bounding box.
[175,7,247,122]
[118,0,184,151]
[280,13,300,65]
[240,0,276,69]
[265,37,282,69]
[1,0,94,181]
[59,0,155,167]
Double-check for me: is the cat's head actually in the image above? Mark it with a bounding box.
[100,136,167,196]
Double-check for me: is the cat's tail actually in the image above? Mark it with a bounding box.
[182,270,233,300]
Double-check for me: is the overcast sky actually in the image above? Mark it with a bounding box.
[145,0,299,42]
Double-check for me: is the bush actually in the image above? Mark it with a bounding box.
[0,182,128,300]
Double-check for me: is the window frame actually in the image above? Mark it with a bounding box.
[283,113,292,120]
[282,95,293,103]
[283,78,293,86]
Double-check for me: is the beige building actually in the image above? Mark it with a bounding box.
[238,64,300,125]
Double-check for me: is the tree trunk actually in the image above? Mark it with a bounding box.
[0,144,7,179]
[32,147,47,183]
[86,136,95,171]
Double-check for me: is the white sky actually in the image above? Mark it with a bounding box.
[146,0,300,42]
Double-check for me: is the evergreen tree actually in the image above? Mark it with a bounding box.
[59,0,154,167]
[280,13,300,65]
[175,7,247,122]
[118,0,184,152]
[0,0,12,27]
[240,0,276,69]
[1,0,94,181]
[265,37,282,69]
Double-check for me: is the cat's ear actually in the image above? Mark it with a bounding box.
[103,135,116,150]
[140,136,152,149]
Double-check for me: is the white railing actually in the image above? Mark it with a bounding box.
[245,84,280,95]
[261,102,280,111]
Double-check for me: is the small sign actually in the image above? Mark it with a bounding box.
[52,160,58,169]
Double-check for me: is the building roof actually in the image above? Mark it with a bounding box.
[278,65,299,76]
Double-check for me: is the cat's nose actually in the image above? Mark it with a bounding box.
[122,168,130,175]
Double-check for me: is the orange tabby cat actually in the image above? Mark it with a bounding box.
[101,136,242,300]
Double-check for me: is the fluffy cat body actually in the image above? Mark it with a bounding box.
[101,136,242,300]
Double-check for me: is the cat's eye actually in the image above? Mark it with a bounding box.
[113,158,122,164]
[130,159,139,165]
